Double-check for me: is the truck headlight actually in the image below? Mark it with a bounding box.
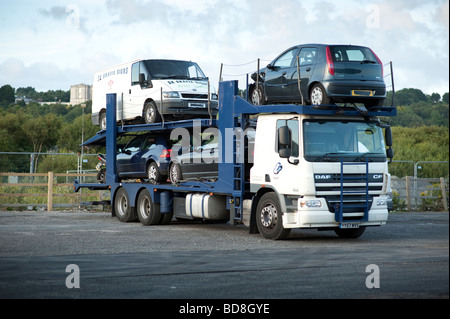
[300,199,322,208]
[376,198,387,206]
[163,91,180,98]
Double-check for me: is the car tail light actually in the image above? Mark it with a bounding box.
[370,49,383,77]
[160,149,171,158]
[326,46,335,76]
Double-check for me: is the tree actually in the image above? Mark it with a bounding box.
[443,92,449,104]
[430,93,441,103]
[0,84,15,106]
[22,114,62,170]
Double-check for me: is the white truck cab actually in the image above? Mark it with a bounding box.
[92,59,218,130]
[249,113,391,239]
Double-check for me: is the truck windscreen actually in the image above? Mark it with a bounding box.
[303,120,387,162]
[145,60,207,80]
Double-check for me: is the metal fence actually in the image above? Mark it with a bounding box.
[391,176,449,211]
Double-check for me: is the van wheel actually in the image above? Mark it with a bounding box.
[143,101,161,124]
[100,112,107,131]
[137,189,161,225]
[256,192,290,240]
[310,83,330,105]
[114,187,137,222]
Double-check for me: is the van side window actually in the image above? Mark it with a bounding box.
[131,62,140,85]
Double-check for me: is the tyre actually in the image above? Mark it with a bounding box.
[250,85,265,105]
[310,83,331,105]
[334,226,366,238]
[147,162,162,183]
[100,112,107,131]
[114,187,137,222]
[97,168,106,183]
[137,189,161,225]
[256,192,290,240]
[143,101,161,124]
[169,162,183,185]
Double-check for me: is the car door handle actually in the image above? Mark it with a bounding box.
[282,71,287,76]
[306,67,311,72]
[129,89,131,94]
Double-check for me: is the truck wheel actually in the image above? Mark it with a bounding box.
[143,101,161,124]
[334,226,366,238]
[310,83,330,105]
[114,187,137,222]
[147,162,162,183]
[137,189,161,225]
[256,192,290,240]
[169,163,183,185]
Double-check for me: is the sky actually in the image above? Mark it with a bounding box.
[0,0,449,96]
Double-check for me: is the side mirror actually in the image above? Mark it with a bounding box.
[139,73,146,85]
[139,73,152,88]
[279,148,291,159]
[386,147,394,163]
[278,126,291,159]
[385,127,393,147]
[266,63,274,70]
[278,125,291,146]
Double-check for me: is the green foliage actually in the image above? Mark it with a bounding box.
[0,85,15,106]
[390,126,449,178]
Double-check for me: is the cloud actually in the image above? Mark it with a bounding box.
[0,58,88,91]
[1,0,448,95]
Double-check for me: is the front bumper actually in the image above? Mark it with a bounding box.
[282,195,389,229]
[159,99,218,117]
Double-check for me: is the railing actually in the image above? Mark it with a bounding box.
[391,176,449,211]
[0,172,110,211]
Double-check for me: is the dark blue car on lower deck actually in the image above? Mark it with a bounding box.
[116,133,171,183]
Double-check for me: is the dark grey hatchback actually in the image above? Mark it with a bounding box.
[249,44,386,108]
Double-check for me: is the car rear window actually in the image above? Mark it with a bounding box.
[329,46,378,63]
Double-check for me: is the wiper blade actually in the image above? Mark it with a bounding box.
[354,153,382,162]
[360,60,377,64]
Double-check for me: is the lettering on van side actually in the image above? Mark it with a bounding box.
[97,67,129,82]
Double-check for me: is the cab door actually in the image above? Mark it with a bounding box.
[125,61,152,120]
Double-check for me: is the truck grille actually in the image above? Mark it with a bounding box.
[315,173,383,219]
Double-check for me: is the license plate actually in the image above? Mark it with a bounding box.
[351,90,374,97]
[96,163,101,170]
[340,222,360,229]
[188,102,206,108]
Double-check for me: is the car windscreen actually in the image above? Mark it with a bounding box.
[144,60,207,80]
[329,46,378,63]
